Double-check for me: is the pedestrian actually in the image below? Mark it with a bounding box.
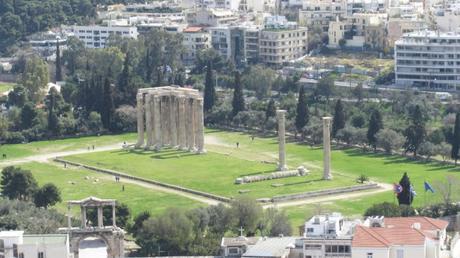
[236,142,240,148]
[92,145,95,150]
[87,146,90,151]
[115,176,117,182]
[122,185,125,191]
[2,154,6,159]
[251,136,255,141]
[64,162,67,168]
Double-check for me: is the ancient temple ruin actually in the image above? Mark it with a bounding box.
[135,86,205,153]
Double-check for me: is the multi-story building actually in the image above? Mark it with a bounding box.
[186,8,239,26]
[328,13,387,50]
[387,18,425,47]
[0,231,71,258]
[64,23,138,48]
[259,16,308,66]
[209,25,254,66]
[394,30,460,90]
[298,0,347,32]
[244,26,261,63]
[182,26,211,65]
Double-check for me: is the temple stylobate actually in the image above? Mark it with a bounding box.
[135,86,205,153]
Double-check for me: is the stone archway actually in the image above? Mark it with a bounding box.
[58,197,124,258]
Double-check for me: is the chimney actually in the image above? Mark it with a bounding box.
[412,222,421,230]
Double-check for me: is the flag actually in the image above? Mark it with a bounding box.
[393,183,403,195]
[410,184,417,196]
[424,181,435,193]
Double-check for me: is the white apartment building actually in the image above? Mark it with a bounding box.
[298,0,347,32]
[186,8,239,26]
[0,231,71,258]
[395,30,460,90]
[259,16,308,66]
[182,26,211,65]
[64,24,138,48]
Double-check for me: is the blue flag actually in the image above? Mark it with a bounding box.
[424,181,435,193]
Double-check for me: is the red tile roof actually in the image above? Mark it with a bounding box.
[384,217,449,231]
[183,26,204,33]
[352,226,426,247]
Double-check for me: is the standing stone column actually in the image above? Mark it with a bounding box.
[170,95,178,147]
[153,96,162,150]
[97,206,104,227]
[145,94,154,149]
[135,93,145,148]
[195,98,205,153]
[188,98,196,151]
[277,110,288,171]
[323,117,333,180]
[178,96,187,150]
[160,96,168,146]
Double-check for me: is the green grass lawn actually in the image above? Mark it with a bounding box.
[19,162,202,217]
[0,133,137,161]
[0,82,14,93]
[63,148,357,199]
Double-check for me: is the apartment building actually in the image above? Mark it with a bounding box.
[186,8,239,26]
[395,30,460,90]
[259,16,308,66]
[64,24,138,48]
[328,13,387,50]
[182,26,211,65]
[387,18,425,47]
[0,231,71,258]
[298,0,347,32]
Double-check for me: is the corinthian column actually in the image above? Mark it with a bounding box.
[145,94,154,149]
[188,98,196,152]
[135,93,145,148]
[276,110,288,171]
[178,96,187,150]
[170,95,178,147]
[323,117,333,180]
[195,98,205,153]
[153,96,162,151]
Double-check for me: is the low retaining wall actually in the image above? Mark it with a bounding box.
[269,183,380,203]
[54,158,231,203]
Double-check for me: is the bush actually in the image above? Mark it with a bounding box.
[357,174,369,184]
[112,105,137,133]
[376,129,404,154]
[5,131,25,144]
[364,202,415,217]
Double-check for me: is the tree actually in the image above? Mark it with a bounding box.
[267,209,292,237]
[230,196,263,236]
[315,76,335,102]
[46,87,60,135]
[332,99,345,137]
[397,172,414,206]
[20,102,37,130]
[367,109,383,150]
[433,175,459,207]
[130,211,151,237]
[418,141,436,161]
[20,55,49,103]
[353,83,364,103]
[451,113,460,164]
[438,142,451,162]
[55,39,63,82]
[404,105,426,156]
[364,202,415,217]
[204,61,216,112]
[265,99,276,121]
[295,86,309,135]
[351,114,365,128]
[1,166,38,201]
[243,65,275,99]
[33,183,61,208]
[88,111,103,133]
[231,71,245,117]
[101,77,115,130]
[376,129,404,154]
[7,86,27,107]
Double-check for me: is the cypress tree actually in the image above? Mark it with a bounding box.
[117,53,130,105]
[397,172,414,206]
[295,86,309,133]
[204,61,216,112]
[404,105,426,156]
[332,99,345,137]
[47,88,59,135]
[101,77,115,130]
[451,113,460,165]
[55,39,62,82]
[265,99,276,121]
[367,109,383,150]
[232,71,245,117]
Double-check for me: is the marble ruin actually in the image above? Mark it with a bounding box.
[277,110,288,171]
[235,167,308,184]
[135,86,205,153]
[323,117,333,180]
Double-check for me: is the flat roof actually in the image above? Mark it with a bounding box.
[23,234,68,245]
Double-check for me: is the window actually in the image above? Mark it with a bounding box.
[38,252,44,258]
[367,253,373,258]
[228,247,239,254]
[13,244,18,257]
